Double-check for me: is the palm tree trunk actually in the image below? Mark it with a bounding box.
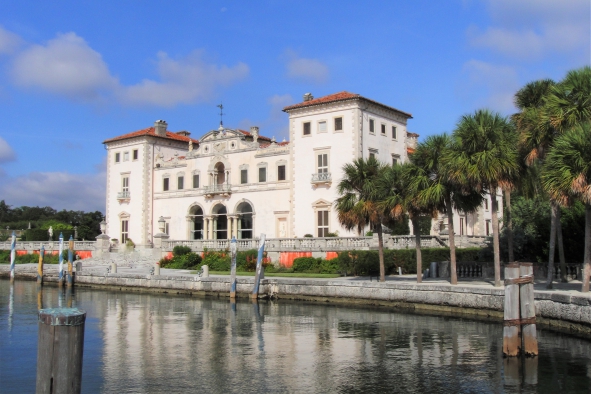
[546,202,558,289]
[445,195,458,285]
[556,208,567,282]
[377,224,385,282]
[491,193,501,287]
[412,216,422,283]
[505,189,514,263]
[582,203,591,293]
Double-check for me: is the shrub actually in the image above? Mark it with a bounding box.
[292,257,320,272]
[202,250,230,271]
[172,245,192,257]
[303,234,313,237]
[160,252,202,269]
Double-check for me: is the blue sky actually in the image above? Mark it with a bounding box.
[0,0,589,212]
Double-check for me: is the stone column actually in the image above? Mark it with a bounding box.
[204,217,210,240]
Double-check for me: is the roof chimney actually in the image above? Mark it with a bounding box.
[303,93,313,102]
[154,120,168,136]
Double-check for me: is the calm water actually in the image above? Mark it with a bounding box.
[0,280,590,393]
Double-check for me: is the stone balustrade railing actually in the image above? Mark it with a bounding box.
[162,235,449,252]
[0,241,97,251]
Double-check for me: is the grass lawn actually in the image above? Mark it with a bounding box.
[191,270,341,278]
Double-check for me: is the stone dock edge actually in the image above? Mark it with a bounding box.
[3,270,590,338]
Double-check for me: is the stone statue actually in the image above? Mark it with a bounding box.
[189,140,193,152]
[48,226,53,240]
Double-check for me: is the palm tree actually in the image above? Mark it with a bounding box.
[407,134,482,285]
[335,157,390,282]
[542,122,591,292]
[514,78,568,286]
[447,110,519,287]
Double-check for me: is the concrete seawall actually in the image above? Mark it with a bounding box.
[2,267,590,337]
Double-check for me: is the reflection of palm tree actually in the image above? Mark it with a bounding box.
[542,123,591,292]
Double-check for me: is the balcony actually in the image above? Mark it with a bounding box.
[117,191,130,202]
[204,184,232,197]
[311,172,332,186]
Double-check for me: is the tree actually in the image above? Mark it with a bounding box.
[335,157,393,282]
[407,134,482,285]
[542,122,591,292]
[514,77,569,286]
[447,110,519,287]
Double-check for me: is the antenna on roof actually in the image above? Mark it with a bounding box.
[217,103,225,127]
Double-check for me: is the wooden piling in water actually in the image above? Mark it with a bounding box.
[67,236,74,288]
[519,263,538,356]
[37,246,45,284]
[503,263,521,357]
[36,308,86,394]
[251,234,266,300]
[230,236,237,299]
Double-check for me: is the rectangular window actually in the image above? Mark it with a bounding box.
[392,155,399,166]
[177,176,184,190]
[123,151,129,161]
[278,165,286,181]
[369,152,376,159]
[317,210,329,237]
[122,176,129,193]
[165,222,169,235]
[317,153,328,173]
[392,126,397,139]
[486,220,491,236]
[381,124,386,135]
[318,121,327,133]
[460,217,465,236]
[163,178,169,191]
[258,167,266,182]
[369,149,378,160]
[484,199,489,211]
[121,220,129,243]
[303,122,311,135]
[369,119,375,134]
[241,169,248,184]
[192,174,199,188]
[133,149,138,160]
[334,117,343,131]
[115,153,120,163]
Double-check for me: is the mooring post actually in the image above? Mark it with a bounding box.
[519,263,538,356]
[37,245,45,285]
[67,235,74,288]
[36,308,86,394]
[58,233,64,287]
[503,263,521,357]
[230,236,237,299]
[251,234,266,300]
[9,231,16,283]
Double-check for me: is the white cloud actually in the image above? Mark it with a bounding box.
[0,137,16,163]
[468,0,590,61]
[0,25,22,55]
[119,51,249,107]
[0,170,105,212]
[11,32,118,100]
[237,94,293,141]
[284,50,329,84]
[460,60,520,113]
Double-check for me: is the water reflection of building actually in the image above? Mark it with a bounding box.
[56,287,590,393]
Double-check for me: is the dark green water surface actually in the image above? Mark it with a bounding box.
[0,279,590,393]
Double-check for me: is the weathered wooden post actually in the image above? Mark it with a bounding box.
[519,263,538,356]
[67,235,74,287]
[9,231,16,283]
[503,263,521,357]
[230,236,237,299]
[251,234,266,299]
[58,233,65,287]
[37,245,45,284]
[36,308,86,394]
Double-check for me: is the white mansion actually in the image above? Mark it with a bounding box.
[103,91,501,245]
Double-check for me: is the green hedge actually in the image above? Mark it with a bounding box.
[0,250,82,265]
[336,247,483,275]
[292,257,339,274]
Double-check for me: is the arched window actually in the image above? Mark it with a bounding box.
[236,202,253,239]
[188,206,204,240]
[212,204,227,239]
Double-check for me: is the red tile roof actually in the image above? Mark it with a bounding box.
[282,91,413,118]
[237,129,272,142]
[407,132,419,138]
[103,127,199,144]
